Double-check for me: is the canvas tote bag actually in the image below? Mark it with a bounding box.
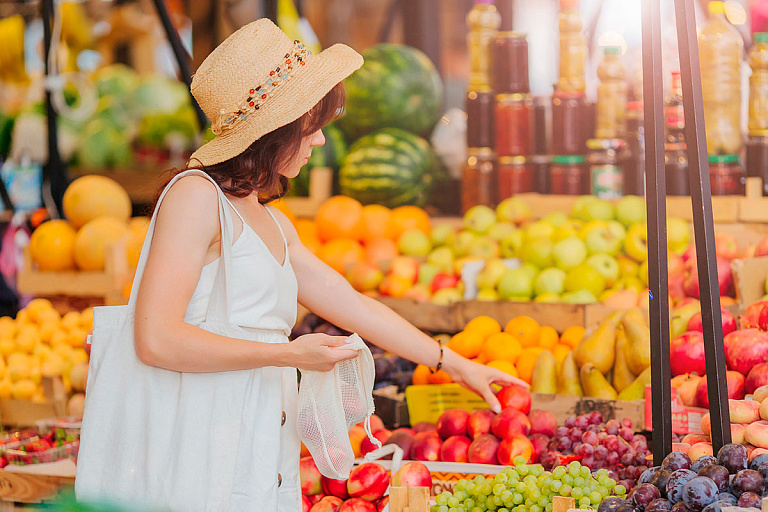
[76,170,267,511]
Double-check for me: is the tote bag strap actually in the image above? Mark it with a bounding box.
[127,170,235,322]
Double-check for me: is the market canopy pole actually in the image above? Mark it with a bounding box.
[673,0,731,452]
[641,0,673,465]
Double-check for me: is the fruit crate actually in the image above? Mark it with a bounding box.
[732,256,768,312]
[0,378,68,428]
[0,469,75,508]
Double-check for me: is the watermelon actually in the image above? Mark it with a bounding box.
[338,128,437,207]
[0,112,15,160]
[337,44,443,140]
[291,123,348,196]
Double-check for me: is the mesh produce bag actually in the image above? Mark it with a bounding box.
[296,334,381,479]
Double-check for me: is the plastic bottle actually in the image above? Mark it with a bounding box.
[467,0,501,90]
[749,33,768,136]
[558,0,587,93]
[666,71,685,144]
[595,46,628,139]
[699,0,743,155]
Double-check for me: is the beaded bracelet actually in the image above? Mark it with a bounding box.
[429,340,444,374]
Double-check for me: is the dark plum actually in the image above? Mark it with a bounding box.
[751,453,768,471]
[636,452,651,466]
[698,465,730,492]
[692,456,718,474]
[632,483,662,508]
[667,469,699,504]
[616,503,638,512]
[716,444,748,474]
[645,499,673,512]
[663,452,694,472]
[651,470,673,498]
[757,462,768,481]
[599,496,626,512]
[682,477,719,511]
[671,502,694,512]
[620,479,637,492]
[731,469,765,497]
[738,491,762,508]
[716,493,737,504]
[640,467,662,485]
[700,503,725,512]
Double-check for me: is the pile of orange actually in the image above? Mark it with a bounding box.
[411,316,586,385]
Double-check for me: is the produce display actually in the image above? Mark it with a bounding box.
[1,427,79,466]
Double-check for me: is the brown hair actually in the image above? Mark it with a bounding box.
[156,83,345,207]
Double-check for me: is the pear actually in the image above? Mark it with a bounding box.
[622,308,652,375]
[612,325,636,393]
[580,363,618,399]
[573,313,622,375]
[617,367,652,401]
[557,351,584,396]
[530,350,558,394]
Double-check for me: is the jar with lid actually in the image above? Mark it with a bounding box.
[550,155,587,195]
[498,156,534,198]
[531,155,551,194]
[709,154,745,195]
[491,32,529,94]
[552,92,590,155]
[587,138,624,199]
[463,149,498,212]
[466,90,495,148]
[495,93,534,156]
[664,143,690,196]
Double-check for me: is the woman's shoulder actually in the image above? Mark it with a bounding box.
[156,173,220,229]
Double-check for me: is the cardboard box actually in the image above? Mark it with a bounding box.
[643,385,707,435]
[732,256,768,312]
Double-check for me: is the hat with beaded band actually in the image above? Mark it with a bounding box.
[189,18,363,167]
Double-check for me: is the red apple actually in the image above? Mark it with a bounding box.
[724,329,768,376]
[383,430,414,460]
[338,498,377,512]
[715,233,739,261]
[755,237,768,257]
[431,273,460,293]
[376,497,389,512]
[467,433,500,465]
[695,371,746,408]
[412,422,437,434]
[684,257,734,299]
[743,301,768,329]
[300,456,323,496]
[669,252,686,275]
[687,308,737,337]
[356,415,384,434]
[530,433,550,464]
[436,409,469,439]
[311,496,344,512]
[497,434,535,465]
[496,385,531,414]
[311,495,326,505]
[303,495,312,512]
[670,331,706,377]
[528,410,557,437]
[410,431,441,461]
[439,435,472,462]
[759,305,768,332]
[391,461,432,488]
[467,409,496,439]
[669,274,686,301]
[321,477,349,500]
[491,408,531,439]
[360,429,391,457]
[347,463,389,501]
[747,363,768,394]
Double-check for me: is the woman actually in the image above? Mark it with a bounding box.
[84,19,526,511]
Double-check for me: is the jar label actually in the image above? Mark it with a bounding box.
[591,165,623,199]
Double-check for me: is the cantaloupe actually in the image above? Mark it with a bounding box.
[73,216,129,271]
[63,175,132,229]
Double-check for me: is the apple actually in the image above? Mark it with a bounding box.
[496,385,531,414]
[390,461,432,488]
[534,293,560,303]
[755,237,768,257]
[437,409,469,439]
[616,195,646,227]
[669,274,686,302]
[310,496,344,512]
[491,408,531,439]
[402,283,431,302]
[669,252,685,275]
[585,226,624,256]
[521,238,554,268]
[431,288,463,306]
[322,477,350,500]
[683,256,733,299]
[476,260,508,290]
[464,205,497,234]
[303,495,312,512]
[447,231,476,258]
[360,429,391,457]
[300,456,323,495]
[724,329,768,376]
[468,433,501,464]
[586,254,620,287]
[488,222,517,242]
[347,463,389,501]
[676,374,702,407]
[338,498,376,512]
[497,268,534,300]
[617,256,640,278]
[667,218,691,254]
[410,431,441,461]
[624,223,648,262]
[497,434,535,465]
[543,211,569,226]
[561,290,598,304]
[477,288,500,301]
[467,409,496,439]
[378,276,411,298]
[525,221,556,241]
[528,409,557,436]
[530,433,550,463]
[412,422,436,434]
[388,256,418,284]
[603,289,640,309]
[398,230,432,257]
[553,237,588,270]
[715,232,739,261]
[497,197,532,225]
[695,371,746,408]
[686,308,737,337]
[430,224,455,246]
[564,263,606,298]
[670,331,706,377]
[417,263,441,288]
[439,435,472,462]
[346,262,384,292]
[376,497,388,512]
[742,301,768,329]
[746,363,768,394]
[670,302,702,339]
[383,430,415,460]
[572,196,615,222]
[638,259,649,287]
[468,237,501,259]
[534,267,567,296]
[431,273,460,294]
[427,247,454,273]
[500,230,525,259]
[555,222,581,242]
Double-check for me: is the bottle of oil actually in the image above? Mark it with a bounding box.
[595,46,627,139]
[467,0,501,91]
[557,0,587,93]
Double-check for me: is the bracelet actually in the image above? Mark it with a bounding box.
[429,340,444,374]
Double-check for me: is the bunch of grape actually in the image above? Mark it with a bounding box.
[541,412,651,490]
[430,458,627,512]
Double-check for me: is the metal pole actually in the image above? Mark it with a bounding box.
[673,0,731,452]
[402,0,442,73]
[264,0,278,23]
[641,0,673,465]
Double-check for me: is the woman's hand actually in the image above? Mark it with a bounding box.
[443,347,529,413]
[289,333,359,372]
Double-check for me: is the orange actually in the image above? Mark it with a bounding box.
[504,316,541,348]
[62,175,131,229]
[386,206,431,241]
[315,196,364,242]
[73,217,130,271]
[486,360,520,378]
[361,204,392,242]
[552,343,571,363]
[464,315,502,340]
[538,325,560,350]
[516,347,546,384]
[480,332,522,364]
[295,218,318,241]
[428,369,453,384]
[29,220,77,271]
[448,330,485,359]
[364,237,399,267]
[317,238,364,274]
[412,364,431,385]
[560,325,586,349]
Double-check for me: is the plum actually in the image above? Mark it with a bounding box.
[692,456,718,474]
[599,497,626,512]
[667,469,699,504]
[633,483,662,508]
[616,503,640,512]
[682,477,719,511]
[716,493,737,505]
[671,502,694,512]
[757,462,768,482]
[731,469,765,497]
[651,470,673,498]
[716,443,748,474]
[664,452,694,472]
[640,467,662,485]
[751,453,768,471]
[698,465,730,492]
[646,499,673,512]
[738,491,762,508]
[701,503,726,512]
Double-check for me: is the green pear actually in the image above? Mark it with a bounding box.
[612,325,636,393]
[622,308,652,375]
[580,363,618,399]
[557,351,584,396]
[530,350,558,394]
[617,367,651,401]
[573,313,621,375]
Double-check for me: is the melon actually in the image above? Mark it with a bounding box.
[63,175,132,229]
[29,220,77,271]
[73,216,129,271]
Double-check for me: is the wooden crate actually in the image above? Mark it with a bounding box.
[0,471,74,509]
[0,378,67,428]
[732,256,768,311]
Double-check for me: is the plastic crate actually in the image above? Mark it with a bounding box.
[35,417,82,436]
[4,441,79,465]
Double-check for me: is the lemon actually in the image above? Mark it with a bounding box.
[15,309,30,324]
[7,359,30,382]
[67,327,87,349]
[29,363,41,384]
[51,329,68,346]
[60,311,80,331]
[11,379,36,400]
[0,316,17,338]
[15,324,40,353]
[69,348,88,364]
[38,320,59,344]
[35,307,61,325]
[0,337,14,357]
[0,376,12,399]
[79,308,94,332]
[24,298,54,323]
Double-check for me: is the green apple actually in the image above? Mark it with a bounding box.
[487,222,517,242]
[525,221,556,241]
[617,256,640,278]
[579,220,608,240]
[427,246,454,273]
[586,254,620,287]
[534,267,567,296]
[521,238,554,268]
[464,205,497,235]
[543,211,569,227]
[553,236,588,270]
[431,288,463,306]
[398,229,432,257]
[476,259,508,289]
[564,263,606,297]
[497,197,532,225]
[500,230,525,259]
[497,268,534,300]
[476,288,500,301]
[667,217,691,255]
[639,259,649,286]
[534,293,561,303]
[561,289,598,304]
[448,230,476,258]
[555,220,583,242]
[616,195,646,227]
[417,262,441,287]
[519,263,540,281]
[670,302,701,338]
[585,226,623,256]
[607,220,627,239]
[572,196,614,222]
[468,237,500,259]
[431,224,455,247]
[615,276,646,293]
[624,223,648,262]
[571,195,597,221]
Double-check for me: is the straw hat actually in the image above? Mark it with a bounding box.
[189,19,363,166]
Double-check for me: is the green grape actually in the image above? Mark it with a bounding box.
[579,497,591,508]
[500,509,510,512]
[494,484,505,496]
[580,466,592,478]
[552,467,566,479]
[524,475,537,485]
[515,482,525,493]
[598,486,610,497]
[477,495,487,505]
[518,505,529,512]
[457,481,467,492]
[571,488,584,500]
[438,506,449,512]
[590,491,602,503]
[448,508,459,512]
[517,465,529,476]
[437,494,449,506]
[560,484,572,496]
[550,480,562,492]
[472,508,484,512]
[432,506,440,512]
[568,465,580,477]
[502,491,513,502]
[530,490,542,501]
[562,475,574,486]
[494,496,504,506]
[525,498,534,507]
[449,497,461,508]
[496,473,509,485]
[480,484,493,496]
[465,499,476,508]
[513,493,524,505]
[615,485,627,496]
[475,476,487,485]
[607,478,617,488]
[538,497,549,508]
[545,504,553,512]
[454,491,467,501]
[514,456,527,466]
[574,477,585,488]
[531,505,542,512]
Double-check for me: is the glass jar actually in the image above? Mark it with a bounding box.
[463,148,498,212]
[746,136,768,196]
[624,101,646,195]
[552,91,589,155]
[587,138,624,199]
[498,156,534,198]
[491,32,529,94]
[466,90,496,148]
[665,143,690,196]
[531,155,551,194]
[549,155,587,195]
[495,93,534,156]
[709,154,745,195]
